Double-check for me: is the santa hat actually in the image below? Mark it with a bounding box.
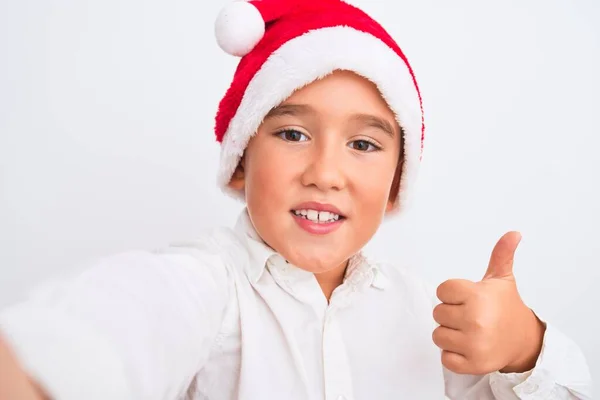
[214,0,424,212]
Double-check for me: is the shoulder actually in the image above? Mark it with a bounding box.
[155,225,252,276]
[57,226,250,297]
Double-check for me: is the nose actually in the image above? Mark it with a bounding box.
[300,141,346,192]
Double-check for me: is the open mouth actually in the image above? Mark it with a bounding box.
[290,209,346,224]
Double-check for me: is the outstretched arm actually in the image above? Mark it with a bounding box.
[0,245,231,400]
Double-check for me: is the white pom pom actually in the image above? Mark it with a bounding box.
[215,2,265,57]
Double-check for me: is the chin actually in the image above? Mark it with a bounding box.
[285,248,348,273]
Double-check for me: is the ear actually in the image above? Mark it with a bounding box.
[227,156,246,191]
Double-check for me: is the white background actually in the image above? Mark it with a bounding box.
[1,0,598,387]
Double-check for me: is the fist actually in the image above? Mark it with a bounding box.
[432,231,545,375]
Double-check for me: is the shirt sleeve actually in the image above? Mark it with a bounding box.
[442,318,593,399]
[484,321,593,399]
[0,245,231,400]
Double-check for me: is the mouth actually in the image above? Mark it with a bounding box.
[289,202,347,234]
[290,201,346,223]
[290,209,344,223]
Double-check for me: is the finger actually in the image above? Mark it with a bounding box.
[432,303,464,330]
[441,350,470,375]
[432,326,465,354]
[436,279,476,305]
[483,231,522,280]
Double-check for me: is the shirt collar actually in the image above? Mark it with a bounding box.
[234,208,389,290]
[234,208,277,284]
[343,253,389,291]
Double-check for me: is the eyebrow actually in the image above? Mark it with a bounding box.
[264,103,315,119]
[350,113,396,138]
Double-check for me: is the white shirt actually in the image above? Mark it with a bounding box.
[0,210,592,400]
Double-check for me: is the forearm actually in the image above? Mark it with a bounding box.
[0,335,47,400]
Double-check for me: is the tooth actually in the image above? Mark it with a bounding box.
[301,209,307,216]
[318,211,330,222]
[307,210,318,221]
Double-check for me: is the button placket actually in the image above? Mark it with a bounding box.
[322,307,354,400]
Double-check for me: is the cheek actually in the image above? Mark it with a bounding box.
[244,141,296,202]
[352,156,398,205]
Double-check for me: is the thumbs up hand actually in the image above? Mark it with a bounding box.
[432,232,546,375]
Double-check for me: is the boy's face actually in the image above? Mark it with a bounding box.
[229,70,402,274]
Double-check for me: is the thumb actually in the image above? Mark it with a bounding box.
[483,231,522,280]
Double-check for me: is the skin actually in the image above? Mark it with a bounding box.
[434,231,546,374]
[0,71,545,399]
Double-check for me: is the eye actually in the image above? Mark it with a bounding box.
[349,139,380,152]
[276,129,309,142]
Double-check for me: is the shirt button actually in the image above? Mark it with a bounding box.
[522,383,539,394]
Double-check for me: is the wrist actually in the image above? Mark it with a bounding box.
[500,310,546,373]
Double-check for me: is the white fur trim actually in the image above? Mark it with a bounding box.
[214,1,265,57]
[218,26,423,212]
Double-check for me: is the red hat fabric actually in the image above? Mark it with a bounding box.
[214,0,424,212]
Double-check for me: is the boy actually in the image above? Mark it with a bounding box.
[0,0,592,399]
